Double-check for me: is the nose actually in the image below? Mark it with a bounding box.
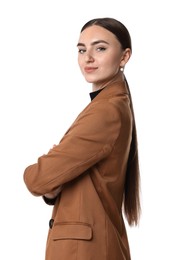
[85,51,94,63]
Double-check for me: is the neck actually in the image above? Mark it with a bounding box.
[92,72,124,92]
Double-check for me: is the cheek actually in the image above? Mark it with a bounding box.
[109,53,121,66]
[78,58,86,76]
[102,57,120,72]
[78,56,84,68]
[77,57,83,70]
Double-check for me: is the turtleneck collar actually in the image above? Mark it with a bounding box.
[89,88,104,101]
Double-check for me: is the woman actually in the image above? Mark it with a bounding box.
[24,17,141,260]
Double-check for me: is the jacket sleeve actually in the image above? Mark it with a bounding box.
[23,100,121,196]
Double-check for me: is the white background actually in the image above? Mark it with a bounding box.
[0,0,178,259]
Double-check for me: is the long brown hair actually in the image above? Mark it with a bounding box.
[81,17,141,226]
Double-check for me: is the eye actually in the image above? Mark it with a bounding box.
[78,48,86,54]
[96,46,107,52]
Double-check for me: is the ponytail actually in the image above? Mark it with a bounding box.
[123,77,141,226]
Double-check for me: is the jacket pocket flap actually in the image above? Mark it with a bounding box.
[52,222,92,241]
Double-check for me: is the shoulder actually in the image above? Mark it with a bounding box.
[88,93,131,120]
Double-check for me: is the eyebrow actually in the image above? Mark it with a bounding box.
[77,40,109,47]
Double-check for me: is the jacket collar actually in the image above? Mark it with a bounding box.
[91,79,129,102]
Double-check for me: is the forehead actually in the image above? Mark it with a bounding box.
[78,25,120,46]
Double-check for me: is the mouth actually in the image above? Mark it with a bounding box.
[84,66,98,73]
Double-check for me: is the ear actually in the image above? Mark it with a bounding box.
[120,48,131,68]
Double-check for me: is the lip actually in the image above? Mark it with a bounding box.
[84,66,98,73]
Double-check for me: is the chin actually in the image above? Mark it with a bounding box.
[85,79,94,83]
[84,76,100,84]
[84,77,95,83]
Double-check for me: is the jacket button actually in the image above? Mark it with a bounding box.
[49,218,54,229]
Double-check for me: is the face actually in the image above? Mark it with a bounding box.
[77,25,130,90]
